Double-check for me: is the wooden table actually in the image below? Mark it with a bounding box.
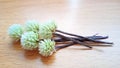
[0,0,120,68]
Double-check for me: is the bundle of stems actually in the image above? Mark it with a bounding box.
[54,30,113,50]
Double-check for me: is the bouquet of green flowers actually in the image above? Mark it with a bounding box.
[8,20,113,57]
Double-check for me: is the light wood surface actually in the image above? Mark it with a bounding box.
[0,0,120,68]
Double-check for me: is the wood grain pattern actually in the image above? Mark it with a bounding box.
[0,0,120,68]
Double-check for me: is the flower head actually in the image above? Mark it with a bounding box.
[8,24,23,40]
[38,20,57,39]
[21,31,39,50]
[43,20,57,32]
[39,25,53,39]
[38,39,56,57]
[25,20,40,32]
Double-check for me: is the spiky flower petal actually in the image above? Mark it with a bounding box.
[21,31,39,50]
[25,20,40,32]
[38,39,56,57]
[8,24,23,40]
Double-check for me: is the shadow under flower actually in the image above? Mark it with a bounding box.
[39,53,56,65]
[24,49,40,60]
[11,40,23,50]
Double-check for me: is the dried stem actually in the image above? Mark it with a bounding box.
[54,33,92,48]
[56,30,113,44]
[55,42,75,50]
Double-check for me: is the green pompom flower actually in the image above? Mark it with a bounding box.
[39,25,53,39]
[25,20,40,32]
[38,39,56,57]
[8,24,23,40]
[43,20,57,32]
[38,20,57,39]
[21,31,39,50]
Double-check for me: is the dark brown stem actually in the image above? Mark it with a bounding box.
[56,30,87,38]
[54,33,92,48]
[56,30,113,44]
[87,35,108,40]
[55,42,75,50]
[53,36,108,42]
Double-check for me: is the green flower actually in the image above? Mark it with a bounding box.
[39,25,53,39]
[8,24,23,40]
[39,20,57,39]
[43,20,57,32]
[21,31,39,50]
[25,20,40,32]
[38,39,56,57]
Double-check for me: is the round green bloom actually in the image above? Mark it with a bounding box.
[43,20,57,32]
[8,24,23,40]
[39,25,53,39]
[38,39,56,57]
[21,31,39,50]
[39,21,57,39]
[25,20,40,32]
